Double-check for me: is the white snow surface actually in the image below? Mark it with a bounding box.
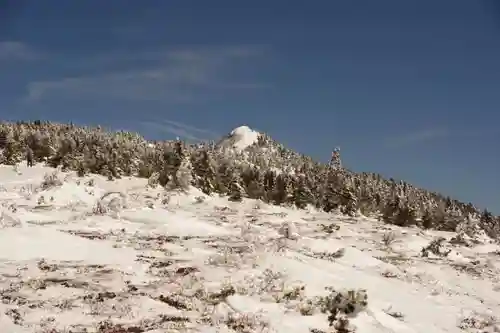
[225,125,260,151]
[1,163,500,332]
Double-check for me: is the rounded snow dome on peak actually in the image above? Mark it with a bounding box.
[225,125,260,151]
[230,125,253,136]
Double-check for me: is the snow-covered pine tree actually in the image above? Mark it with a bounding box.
[214,158,236,194]
[392,203,417,226]
[479,209,498,238]
[271,173,290,205]
[240,165,264,199]
[321,170,344,212]
[262,169,276,203]
[291,175,313,209]
[442,206,466,232]
[228,173,244,202]
[340,185,358,217]
[191,149,216,194]
[172,155,193,191]
[159,145,182,187]
[421,209,433,229]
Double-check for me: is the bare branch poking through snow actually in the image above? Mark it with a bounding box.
[41,170,63,190]
[382,231,396,248]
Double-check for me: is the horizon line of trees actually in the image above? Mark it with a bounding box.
[0,120,498,238]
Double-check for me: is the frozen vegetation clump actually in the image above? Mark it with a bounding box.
[314,287,368,332]
[40,170,63,190]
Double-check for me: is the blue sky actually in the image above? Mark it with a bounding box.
[1,0,500,212]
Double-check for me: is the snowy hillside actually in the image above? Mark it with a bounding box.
[1,163,500,332]
[1,120,497,240]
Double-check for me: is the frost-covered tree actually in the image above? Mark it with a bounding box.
[479,209,498,238]
[240,165,264,199]
[191,149,216,194]
[291,175,313,209]
[171,155,193,191]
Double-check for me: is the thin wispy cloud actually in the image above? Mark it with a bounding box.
[140,119,219,142]
[386,127,499,149]
[25,45,270,104]
[0,41,41,61]
[385,128,450,148]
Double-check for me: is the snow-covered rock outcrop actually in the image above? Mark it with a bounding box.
[217,125,261,151]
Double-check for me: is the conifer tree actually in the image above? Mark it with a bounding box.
[272,173,289,205]
[291,175,313,209]
[262,169,276,203]
[191,149,216,194]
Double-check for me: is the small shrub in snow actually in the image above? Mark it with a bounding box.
[316,287,368,328]
[204,284,237,306]
[278,221,300,240]
[421,237,451,257]
[273,284,306,303]
[257,269,286,294]
[320,223,340,234]
[37,195,45,205]
[194,195,206,204]
[298,299,316,316]
[0,211,22,228]
[449,233,474,247]
[148,171,160,188]
[161,195,170,205]
[458,312,498,331]
[206,247,242,268]
[41,170,63,190]
[382,231,396,248]
[8,203,17,213]
[5,308,23,325]
[92,201,107,215]
[228,179,244,202]
[380,270,399,279]
[332,314,354,333]
[310,329,327,333]
[313,248,346,261]
[225,312,271,333]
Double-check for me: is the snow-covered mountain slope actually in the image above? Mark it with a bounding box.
[217,125,261,151]
[1,164,500,332]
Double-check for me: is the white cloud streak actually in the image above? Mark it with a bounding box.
[385,128,450,148]
[140,119,219,142]
[25,45,270,103]
[0,41,41,61]
[386,126,500,148]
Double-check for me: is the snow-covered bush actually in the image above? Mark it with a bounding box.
[40,170,63,190]
[313,287,368,331]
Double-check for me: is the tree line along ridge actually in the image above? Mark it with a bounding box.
[0,120,498,239]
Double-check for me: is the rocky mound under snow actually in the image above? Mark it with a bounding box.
[217,125,261,151]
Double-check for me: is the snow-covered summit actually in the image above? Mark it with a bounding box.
[217,125,261,151]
